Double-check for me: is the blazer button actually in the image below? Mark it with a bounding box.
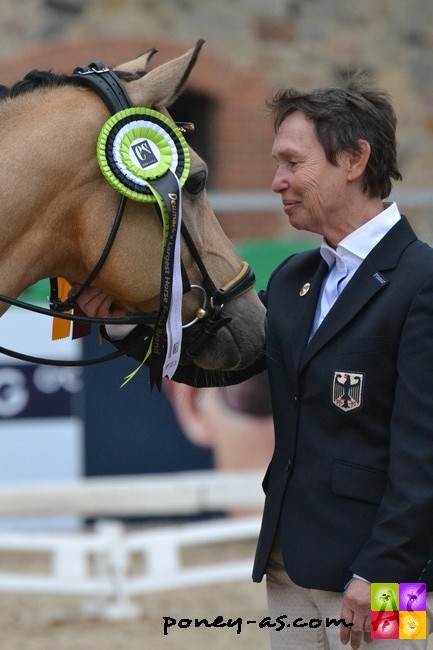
[284,459,292,472]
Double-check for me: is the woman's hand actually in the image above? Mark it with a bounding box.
[70,285,124,319]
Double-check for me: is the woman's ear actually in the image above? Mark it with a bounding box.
[346,139,371,182]
[163,381,213,448]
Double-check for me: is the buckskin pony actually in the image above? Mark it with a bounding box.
[0,41,265,385]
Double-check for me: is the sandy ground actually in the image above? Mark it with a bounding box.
[0,583,269,650]
[1,538,432,650]
[0,538,269,650]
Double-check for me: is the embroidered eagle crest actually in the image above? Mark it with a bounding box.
[332,371,364,412]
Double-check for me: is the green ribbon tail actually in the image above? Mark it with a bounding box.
[121,339,153,387]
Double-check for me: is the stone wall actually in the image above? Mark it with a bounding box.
[0,0,432,240]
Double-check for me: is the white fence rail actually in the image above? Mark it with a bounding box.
[0,471,264,619]
[0,470,264,518]
[0,516,262,620]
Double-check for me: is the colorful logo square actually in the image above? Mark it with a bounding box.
[370,582,427,640]
[399,582,426,611]
[370,610,399,639]
[399,610,426,640]
[371,583,399,611]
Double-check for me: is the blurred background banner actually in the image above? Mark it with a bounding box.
[0,282,83,529]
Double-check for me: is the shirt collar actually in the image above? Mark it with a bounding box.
[320,202,401,270]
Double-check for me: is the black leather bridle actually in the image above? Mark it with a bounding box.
[0,62,256,371]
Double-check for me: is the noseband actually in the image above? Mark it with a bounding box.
[0,62,255,382]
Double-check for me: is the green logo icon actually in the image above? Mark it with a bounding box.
[371,583,399,611]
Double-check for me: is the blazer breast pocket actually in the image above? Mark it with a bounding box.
[331,460,387,506]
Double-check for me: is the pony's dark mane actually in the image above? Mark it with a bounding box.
[0,68,144,102]
[0,70,73,101]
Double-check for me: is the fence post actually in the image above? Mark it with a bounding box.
[83,520,140,621]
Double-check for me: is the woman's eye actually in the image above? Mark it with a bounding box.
[184,171,207,195]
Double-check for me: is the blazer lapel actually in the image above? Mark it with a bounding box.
[299,216,417,373]
[301,259,387,370]
[290,257,328,373]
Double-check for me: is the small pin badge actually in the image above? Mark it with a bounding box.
[299,282,311,296]
[373,272,386,285]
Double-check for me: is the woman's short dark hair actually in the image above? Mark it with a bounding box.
[267,75,402,199]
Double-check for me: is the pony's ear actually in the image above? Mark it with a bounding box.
[118,40,205,108]
[113,47,158,78]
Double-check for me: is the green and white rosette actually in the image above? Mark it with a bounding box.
[97,108,191,387]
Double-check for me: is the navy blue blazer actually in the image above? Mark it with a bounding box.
[251,215,433,591]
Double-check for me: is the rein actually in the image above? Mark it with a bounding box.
[0,62,256,382]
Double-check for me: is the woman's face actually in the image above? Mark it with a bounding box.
[271,111,354,243]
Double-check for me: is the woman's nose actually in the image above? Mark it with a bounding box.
[271,167,288,193]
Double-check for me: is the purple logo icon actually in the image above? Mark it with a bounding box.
[399,583,426,611]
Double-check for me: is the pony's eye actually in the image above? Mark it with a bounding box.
[184,170,207,195]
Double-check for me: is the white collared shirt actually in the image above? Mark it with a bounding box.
[311,202,401,335]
